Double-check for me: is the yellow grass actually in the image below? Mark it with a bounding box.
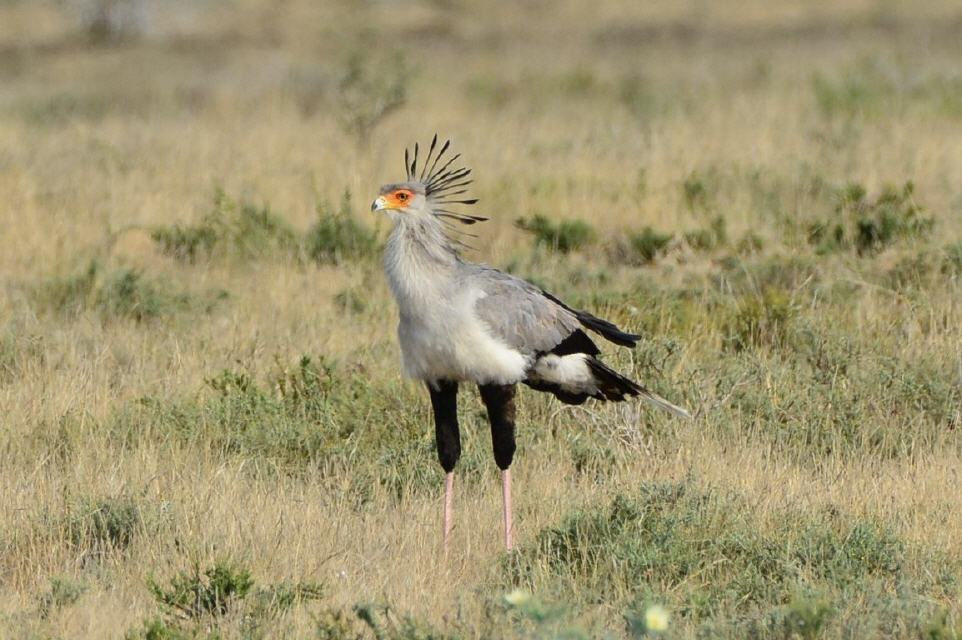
[1,0,961,637]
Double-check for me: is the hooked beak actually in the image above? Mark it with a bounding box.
[371,196,388,212]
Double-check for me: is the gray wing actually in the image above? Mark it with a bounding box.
[468,266,582,356]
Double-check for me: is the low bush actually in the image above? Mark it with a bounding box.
[35,261,220,321]
[516,215,595,254]
[608,227,673,265]
[151,188,299,262]
[305,191,379,265]
[505,480,952,636]
[808,182,932,255]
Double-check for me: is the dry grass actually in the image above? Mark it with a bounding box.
[2,0,962,637]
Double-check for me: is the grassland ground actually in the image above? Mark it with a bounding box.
[1,0,962,637]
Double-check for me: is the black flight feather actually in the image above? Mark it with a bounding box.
[540,291,640,348]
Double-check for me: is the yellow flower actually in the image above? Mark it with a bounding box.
[645,605,670,632]
[503,589,531,607]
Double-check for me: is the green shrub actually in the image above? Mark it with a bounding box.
[506,481,943,634]
[334,287,367,313]
[717,255,818,296]
[516,215,595,253]
[736,232,764,255]
[77,0,147,44]
[353,603,447,640]
[942,241,962,276]
[684,215,727,251]
[149,223,219,263]
[114,356,444,499]
[813,65,891,119]
[124,617,195,640]
[137,560,323,638]
[619,74,674,120]
[98,268,185,320]
[305,191,378,265]
[808,182,933,255]
[924,610,962,640]
[148,561,254,619]
[812,59,962,119]
[66,496,142,554]
[609,227,673,265]
[315,608,366,640]
[682,170,718,213]
[887,252,937,290]
[724,289,797,352]
[37,577,87,619]
[35,261,215,321]
[152,188,299,262]
[782,593,833,640]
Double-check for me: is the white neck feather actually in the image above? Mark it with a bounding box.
[383,215,460,313]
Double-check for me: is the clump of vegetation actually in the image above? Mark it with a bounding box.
[506,481,944,636]
[942,241,962,277]
[619,74,675,121]
[334,287,367,313]
[812,61,895,119]
[684,215,728,251]
[335,50,410,147]
[723,288,797,352]
[887,252,938,290]
[151,188,299,262]
[465,75,516,109]
[717,254,818,295]
[516,215,596,253]
[148,561,254,619]
[133,560,323,638]
[808,182,933,255]
[66,495,142,556]
[608,227,673,265]
[812,58,962,119]
[149,222,218,263]
[773,592,834,640]
[682,169,719,213]
[736,232,764,255]
[72,0,148,44]
[37,577,87,620]
[305,191,379,265]
[35,261,217,321]
[115,356,444,499]
[351,603,447,640]
[502,590,586,638]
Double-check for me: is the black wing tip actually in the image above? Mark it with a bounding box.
[539,291,640,349]
[585,357,643,402]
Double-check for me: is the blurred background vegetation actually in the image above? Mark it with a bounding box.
[1,0,961,638]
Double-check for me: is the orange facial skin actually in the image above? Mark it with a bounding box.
[383,189,414,209]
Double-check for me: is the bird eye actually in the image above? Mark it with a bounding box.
[396,192,409,201]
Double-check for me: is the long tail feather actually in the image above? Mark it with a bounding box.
[587,358,691,418]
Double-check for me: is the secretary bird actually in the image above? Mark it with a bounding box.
[371,136,690,551]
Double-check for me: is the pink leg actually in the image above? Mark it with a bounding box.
[443,472,454,554]
[502,469,513,551]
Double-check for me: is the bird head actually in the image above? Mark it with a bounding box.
[371,135,488,226]
[371,182,428,219]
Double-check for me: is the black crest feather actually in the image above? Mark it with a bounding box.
[404,134,484,226]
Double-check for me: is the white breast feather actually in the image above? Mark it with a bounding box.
[398,288,528,384]
[384,222,528,385]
